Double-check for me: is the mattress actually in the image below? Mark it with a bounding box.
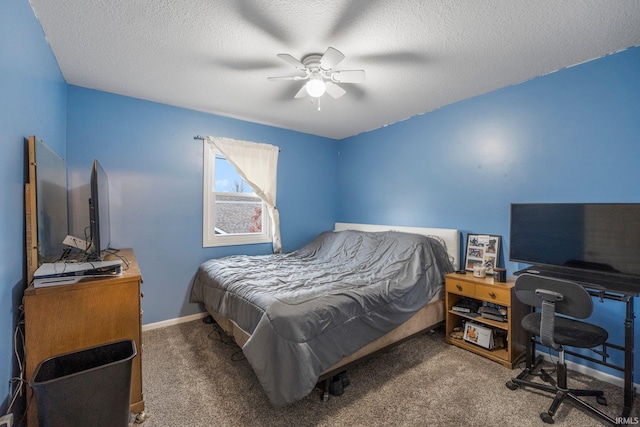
[191,229,453,406]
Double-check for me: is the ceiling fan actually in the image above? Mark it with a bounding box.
[268,47,365,103]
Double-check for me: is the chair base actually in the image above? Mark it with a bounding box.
[506,360,616,425]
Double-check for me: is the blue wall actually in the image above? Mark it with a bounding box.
[338,46,640,382]
[3,0,640,414]
[0,0,67,414]
[65,87,339,324]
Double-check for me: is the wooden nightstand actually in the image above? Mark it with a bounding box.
[445,272,527,368]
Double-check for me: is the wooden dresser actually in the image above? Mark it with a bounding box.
[24,248,144,426]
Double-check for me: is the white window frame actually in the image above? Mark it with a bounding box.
[203,142,271,247]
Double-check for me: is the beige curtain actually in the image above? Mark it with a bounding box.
[206,136,281,253]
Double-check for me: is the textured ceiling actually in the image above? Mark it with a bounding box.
[30,0,640,140]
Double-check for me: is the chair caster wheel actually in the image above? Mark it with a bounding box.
[597,395,607,406]
[505,380,519,390]
[540,412,555,424]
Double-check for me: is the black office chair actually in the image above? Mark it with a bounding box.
[505,274,615,425]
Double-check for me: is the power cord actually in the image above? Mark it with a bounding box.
[49,247,130,275]
[103,248,131,271]
[515,346,557,378]
[206,321,246,362]
[6,298,26,420]
[544,348,558,376]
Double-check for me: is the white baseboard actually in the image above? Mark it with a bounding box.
[142,311,208,332]
[536,350,639,391]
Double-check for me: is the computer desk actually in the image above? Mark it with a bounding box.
[516,268,639,418]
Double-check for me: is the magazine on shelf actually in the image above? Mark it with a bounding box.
[463,322,494,349]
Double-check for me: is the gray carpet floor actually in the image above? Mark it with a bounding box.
[139,319,638,426]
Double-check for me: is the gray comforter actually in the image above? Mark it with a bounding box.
[191,229,453,406]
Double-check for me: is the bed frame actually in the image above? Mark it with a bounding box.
[206,222,460,401]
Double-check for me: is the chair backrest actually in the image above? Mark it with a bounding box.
[515,273,594,319]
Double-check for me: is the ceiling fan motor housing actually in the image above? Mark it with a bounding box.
[268,47,364,100]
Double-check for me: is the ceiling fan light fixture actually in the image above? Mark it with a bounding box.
[269,47,364,103]
[305,75,326,97]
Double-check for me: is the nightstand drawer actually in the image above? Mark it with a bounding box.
[475,284,510,305]
[446,279,475,297]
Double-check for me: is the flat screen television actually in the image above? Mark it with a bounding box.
[510,203,640,284]
[87,159,111,261]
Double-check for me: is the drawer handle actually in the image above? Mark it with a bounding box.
[488,291,496,298]
[456,284,462,291]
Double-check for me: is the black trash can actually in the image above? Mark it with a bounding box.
[29,340,137,427]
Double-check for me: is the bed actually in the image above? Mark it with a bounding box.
[191,222,459,406]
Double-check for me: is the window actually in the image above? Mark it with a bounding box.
[203,143,271,247]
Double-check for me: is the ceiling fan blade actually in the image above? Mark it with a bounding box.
[319,47,345,70]
[267,75,307,81]
[215,59,280,71]
[294,84,308,99]
[277,53,306,70]
[326,0,379,39]
[331,69,365,83]
[356,51,428,65]
[325,81,346,99]
[234,0,289,43]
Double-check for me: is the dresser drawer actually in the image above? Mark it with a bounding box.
[475,284,510,306]
[446,279,475,297]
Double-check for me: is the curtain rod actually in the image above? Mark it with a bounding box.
[194,135,281,151]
